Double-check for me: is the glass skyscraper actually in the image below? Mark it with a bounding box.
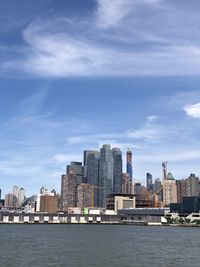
[126,149,132,180]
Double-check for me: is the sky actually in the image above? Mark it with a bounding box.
[0,0,200,197]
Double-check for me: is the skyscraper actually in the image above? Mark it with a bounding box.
[77,183,94,209]
[185,174,199,197]
[67,161,84,185]
[176,179,186,203]
[126,149,132,180]
[146,173,153,191]
[99,144,114,207]
[122,173,133,194]
[60,173,77,211]
[84,150,100,207]
[162,161,168,180]
[112,148,122,194]
[162,171,177,207]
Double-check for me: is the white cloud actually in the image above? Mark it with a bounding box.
[96,0,162,29]
[18,26,200,77]
[1,1,200,77]
[184,103,200,119]
[96,0,133,28]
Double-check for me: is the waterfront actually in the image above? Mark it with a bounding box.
[0,225,200,267]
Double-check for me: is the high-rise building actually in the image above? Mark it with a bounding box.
[126,149,132,180]
[112,148,122,194]
[185,174,199,197]
[18,188,25,206]
[99,144,114,207]
[12,186,25,207]
[176,179,186,203]
[60,173,77,211]
[134,183,142,195]
[84,150,100,185]
[146,173,153,191]
[162,161,168,180]
[4,193,18,208]
[67,161,84,185]
[163,172,177,207]
[84,150,100,207]
[153,178,162,192]
[122,173,133,194]
[77,183,94,209]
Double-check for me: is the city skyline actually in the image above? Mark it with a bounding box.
[1,0,200,196]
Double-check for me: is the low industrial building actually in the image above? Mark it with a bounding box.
[170,196,200,215]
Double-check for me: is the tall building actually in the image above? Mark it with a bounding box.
[77,183,94,209]
[176,179,186,203]
[112,148,122,194]
[163,172,177,207]
[122,173,133,194]
[153,178,162,192]
[18,188,25,206]
[12,186,25,207]
[4,193,18,208]
[84,150,100,207]
[162,161,168,180]
[134,183,142,195]
[185,174,199,197]
[126,149,132,180]
[67,161,84,185]
[146,173,153,191]
[99,144,114,207]
[60,173,77,211]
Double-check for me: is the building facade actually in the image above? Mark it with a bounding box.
[99,144,114,207]
[60,173,77,211]
[185,174,199,197]
[126,149,132,180]
[112,148,122,194]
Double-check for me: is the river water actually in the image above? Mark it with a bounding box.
[0,224,199,267]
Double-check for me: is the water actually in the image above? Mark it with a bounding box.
[0,224,200,267]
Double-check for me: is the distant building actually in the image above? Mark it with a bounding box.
[77,183,94,209]
[176,179,186,203]
[12,186,25,207]
[84,150,100,207]
[146,173,153,191]
[67,161,84,185]
[153,178,162,193]
[134,183,142,195]
[40,195,58,213]
[162,161,168,180]
[122,173,133,194]
[163,173,177,207]
[99,144,114,207]
[18,188,25,206]
[60,173,77,211]
[4,193,18,208]
[185,174,199,197]
[107,194,135,213]
[112,148,122,194]
[126,149,132,180]
[170,196,200,214]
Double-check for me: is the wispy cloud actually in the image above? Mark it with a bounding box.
[184,103,200,119]
[96,0,162,29]
[1,1,200,77]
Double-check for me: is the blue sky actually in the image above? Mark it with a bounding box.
[0,0,200,197]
